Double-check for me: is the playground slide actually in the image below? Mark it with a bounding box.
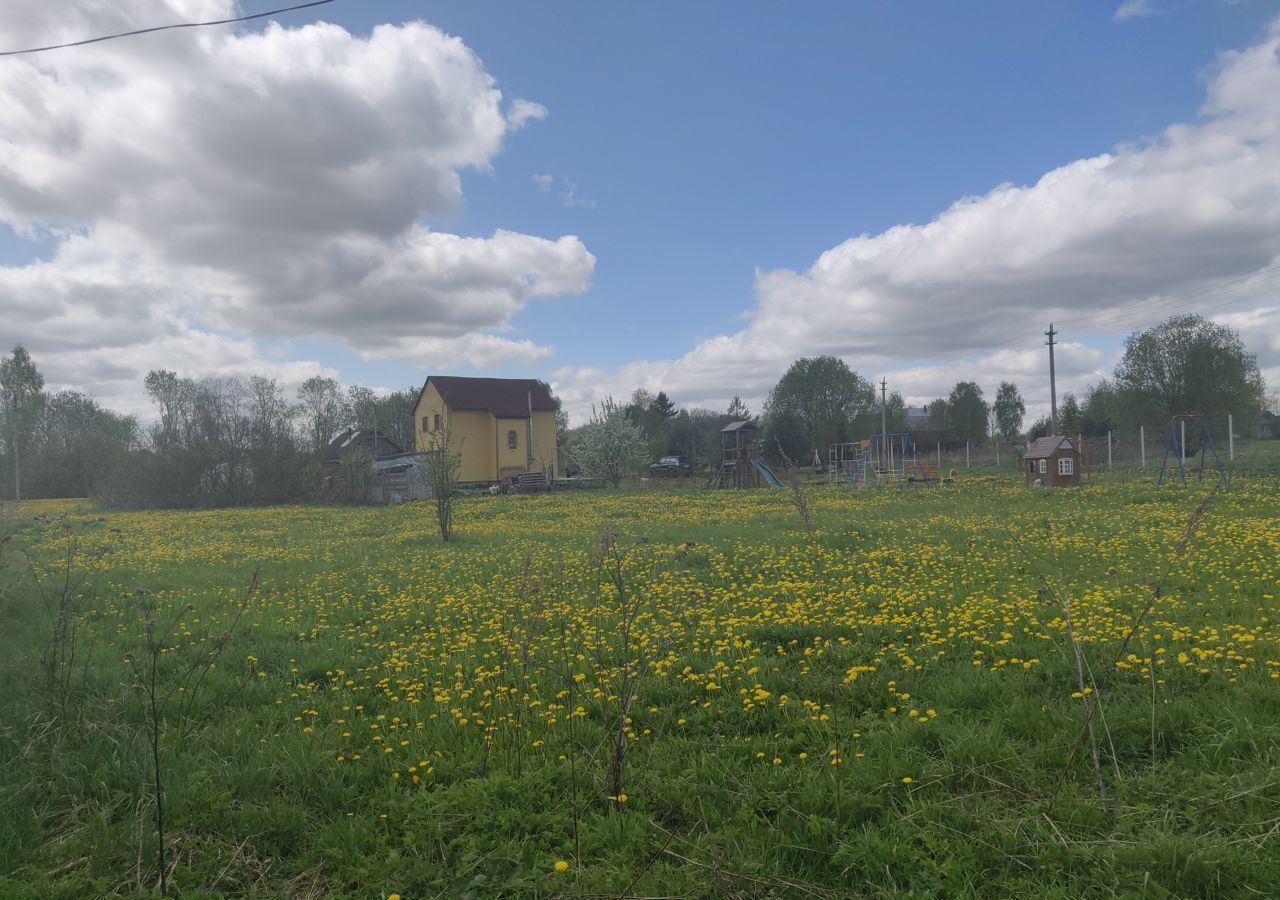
[751,458,785,490]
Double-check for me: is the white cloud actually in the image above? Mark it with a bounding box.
[532,174,596,208]
[554,18,1280,424]
[1114,0,1159,23]
[0,1,593,403]
[506,99,548,130]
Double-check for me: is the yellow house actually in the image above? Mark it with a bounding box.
[413,376,559,483]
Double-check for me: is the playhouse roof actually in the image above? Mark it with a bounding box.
[1023,435,1074,460]
[721,419,758,433]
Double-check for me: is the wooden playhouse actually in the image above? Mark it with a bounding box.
[1023,435,1081,487]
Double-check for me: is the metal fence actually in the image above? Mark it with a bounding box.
[914,415,1274,482]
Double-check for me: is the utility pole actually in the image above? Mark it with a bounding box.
[880,377,888,470]
[1045,323,1059,436]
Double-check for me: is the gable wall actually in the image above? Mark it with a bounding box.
[414,381,499,482]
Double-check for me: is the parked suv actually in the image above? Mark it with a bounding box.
[649,455,692,477]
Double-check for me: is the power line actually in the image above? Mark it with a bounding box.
[0,0,337,58]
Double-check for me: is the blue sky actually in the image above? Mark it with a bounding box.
[3,0,1279,423]
[347,0,1269,380]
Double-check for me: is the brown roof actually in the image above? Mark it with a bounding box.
[721,419,758,433]
[422,376,557,419]
[1023,435,1074,460]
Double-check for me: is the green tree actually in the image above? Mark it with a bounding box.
[726,395,750,420]
[415,426,462,541]
[1,345,46,501]
[764,356,874,454]
[1080,380,1122,437]
[1115,314,1266,438]
[763,409,807,464]
[624,389,655,431]
[652,391,676,419]
[667,408,729,470]
[1060,394,1081,436]
[992,382,1025,440]
[927,397,951,439]
[28,391,137,499]
[346,384,377,431]
[881,390,907,434]
[296,376,347,455]
[375,388,421,454]
[947,382,989,443]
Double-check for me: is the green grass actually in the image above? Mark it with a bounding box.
[1,451,1279,898]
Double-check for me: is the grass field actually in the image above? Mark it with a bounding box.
[2,449,1280,898]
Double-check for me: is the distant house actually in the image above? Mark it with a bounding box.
[1260,410,1278,440]
[905,405,931,428]
[414,376,558,483]
[1023,435,1080,487]
[904,405,945,449]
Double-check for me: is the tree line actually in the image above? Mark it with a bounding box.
[3,312,1268,503]
[566,314,1269,474]
[0,353,423,506]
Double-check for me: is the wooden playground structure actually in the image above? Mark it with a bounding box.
[709,420,783,489]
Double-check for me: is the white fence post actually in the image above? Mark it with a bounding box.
[966,441,970,468]
[1107,430,1112,470]
[1140,425,1145,468]
[1229,413,1235,461]
[937,442,941,472]
[1180,419,1186,463]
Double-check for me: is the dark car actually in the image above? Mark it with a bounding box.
[649,455,692,477]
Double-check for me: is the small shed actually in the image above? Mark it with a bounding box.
[1023,435,1080,487]
[369,454,432,503]
[319,430,431,503]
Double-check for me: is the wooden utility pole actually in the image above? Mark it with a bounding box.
[1046,323,1059,436]
[880,377,888,471]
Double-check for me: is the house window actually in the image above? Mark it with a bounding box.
[507,429,518,449]
[433,413,441,431]
[1038,459,1047,474]
[421,416,429,432]
[1058,457,1074,476]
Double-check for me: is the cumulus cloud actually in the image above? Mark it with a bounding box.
[553,18,1280,424]
[1,0,593,401]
